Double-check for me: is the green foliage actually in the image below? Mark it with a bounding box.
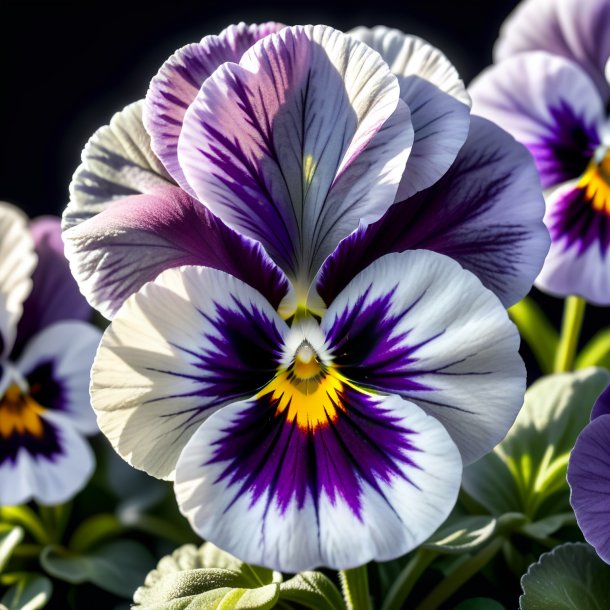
[0,575,52,610]
[0,526,24,573]
[576,327,610,369]
[279,572,346,610]
[454,599,505,610]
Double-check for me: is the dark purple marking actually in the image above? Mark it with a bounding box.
[207,386,419,520]
[527,100,600,188]
[26,361,67,414]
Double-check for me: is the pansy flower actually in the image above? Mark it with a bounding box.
[62,24,548,571]
[0,202,101,506]
[568,385,610,563]
[469,0,610,304]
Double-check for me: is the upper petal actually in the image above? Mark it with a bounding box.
[177,25,413,290]
[495,0,610,103]
[321,250,524,465]
[317,116,549,308]
[91,265,288,480]
[63,184,289,319]
[0,202,36,359]
[144,22,285,192]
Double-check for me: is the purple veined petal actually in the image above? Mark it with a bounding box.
[178,25,413,293]
[91,265,288,480]
[568,413,610,564]
[14,217,92,356]
[63,184,290,319]
[321,250,524,465]
[495,0,610,104]
[175,388,461,572]
[470,52,604,189]
[317,116,549,308]
[0,202,36,360]
[144,22,285,192]
[63,100,172,233]
[536,177,610,305]
[15,321,102,436]
[592,385,610,420]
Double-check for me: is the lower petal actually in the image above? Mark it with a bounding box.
[175,389,461,572]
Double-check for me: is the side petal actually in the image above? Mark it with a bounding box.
[317,116,549,308]
[144,22,285,191]
[91,265,288,480]
[175,389,461,572]
[64,100,171,232]
[0,411,94,506]
[16,321,102,436]
[567,414,610,563]
[321,250,524,465]
[63,184,289,319]
[470,52,603,188]
[592,386,610,420]
[15,217,91,354]
[178,25,412,287]
[0,202,36,359]
[495,0,610,103]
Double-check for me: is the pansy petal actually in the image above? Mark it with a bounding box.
[178,25,413,287]
[568,414,610,563]
[16,321,102,436]
[15,217,91,354]
[64,100,171,232]
[318,116,549,308]
[0,202,36,359]
[63,184,289,319]
[175,389,461,572]
[592,386,610,420]
[91,265,288,480]
[536,180,610,305]
[0,407,94,506]
[495,0,610,103]
[145,22,285,191]
[470,52,604,188]
[321,250,524,465]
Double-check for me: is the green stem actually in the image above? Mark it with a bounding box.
[0,506,49,545]
[414,538,503,610]
[382,549,437,610]
[339,565,373,610]
[38,502,71,543]
[554,295,586,373]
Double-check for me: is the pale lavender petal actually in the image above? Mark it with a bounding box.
[178,25,412,289]
[63,184,289,319]
[318,116,549,308]
[568,414,610,563]
[144,22,285,192]
[470,52,604,188]
[495,0,610,103]
[175,390,461,571]
[320,250,524,465]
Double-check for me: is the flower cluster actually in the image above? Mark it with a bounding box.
[62,23,549,571]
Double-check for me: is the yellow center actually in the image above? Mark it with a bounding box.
[580,150,610,214]
[0,383,46,439]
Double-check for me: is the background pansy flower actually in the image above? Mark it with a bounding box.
[0,202,101,506]
[568,384,610,563]
[469,0,610,304]
[61,24,548,570]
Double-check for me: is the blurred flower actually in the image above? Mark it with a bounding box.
[0,202,101,506]
[470,0,610,304]
[62,23,548,570]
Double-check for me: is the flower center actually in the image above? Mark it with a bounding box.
[0,383,46,439]
[580,147,610,214]
[293,342,321,380]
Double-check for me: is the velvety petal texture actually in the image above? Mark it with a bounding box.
[91,265,288,480]
[317,117,549,308]
[177,25,413,290]
[495,0,610,103]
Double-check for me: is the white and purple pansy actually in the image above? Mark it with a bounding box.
[568,385,610,564]
[469,0,610,304]
[62,23,548,570]
[0,203,101,506]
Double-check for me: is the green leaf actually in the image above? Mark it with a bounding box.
[424,516,497,554]
[68,514,124,553]
[0,525,23,572]
[454,599,505,610]
[463,368,610,519]
[520,543,610,609]
[509,297,559,375]
[1,574,52,610]
[280,572,346,610]
[518,513,576,541]
[40,540,154,598]
[576,327,610,369]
